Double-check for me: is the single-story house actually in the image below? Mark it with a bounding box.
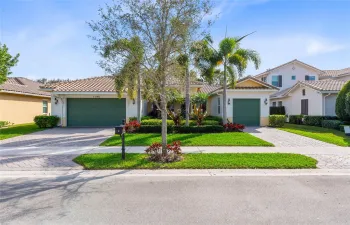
[0,77,51,124]
[204,76,278,126]
[41,75,278,127]
[254,59,349,116]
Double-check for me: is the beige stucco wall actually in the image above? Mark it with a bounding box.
[0,92,51,124]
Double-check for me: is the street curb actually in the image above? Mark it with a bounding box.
[1,169,350,178]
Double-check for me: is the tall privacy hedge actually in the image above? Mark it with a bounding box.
[336,81,350,122]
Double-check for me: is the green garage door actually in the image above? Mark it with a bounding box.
[67,98,126,127]
[232,99,260,126]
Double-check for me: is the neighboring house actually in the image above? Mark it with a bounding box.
[41,75,278,127]
[0,77,51,124]
[254,59,349,116]
[204,76,278,126]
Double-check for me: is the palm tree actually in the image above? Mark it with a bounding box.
[103,36,144,122]
[177,54,190,126]
[192,35,261,124]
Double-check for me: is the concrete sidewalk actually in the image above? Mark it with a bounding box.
[1,146,350,155]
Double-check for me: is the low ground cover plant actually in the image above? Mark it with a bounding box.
[223,122,245,132]
[0,121,12,128]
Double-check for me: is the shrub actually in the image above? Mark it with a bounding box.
[270,106,286,115]
[128,117,137,122]
[124,120,141,133]
[336,81,350,122]
[167,109,182,126]
[289,115,303,124]
[269,115,285,127]
[0,121,12,128]
[321,120,343,130]
[205,115,223,124]
[141,116,155,120]
[223,122,245,132]
[191,107,207,126]
[174,125,224,133]
[303,116,325,127]
[34,115,59,128]
[141,119,175,126]
[145,141,182,163]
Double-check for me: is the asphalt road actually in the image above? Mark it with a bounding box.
[1,174,350,225]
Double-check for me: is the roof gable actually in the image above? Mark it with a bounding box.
[255,59,323,78]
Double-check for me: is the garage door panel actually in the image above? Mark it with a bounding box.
[67,98,126,127]
[232,99,260,126]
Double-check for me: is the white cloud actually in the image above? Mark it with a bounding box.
[306,39,345,55]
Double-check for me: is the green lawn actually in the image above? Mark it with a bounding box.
[279,124,350,147]
[100,133,274,147]
[0,123,44,140]
[74,153,317,169]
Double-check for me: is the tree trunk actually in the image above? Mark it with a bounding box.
[223,58,227,124]
[137,73,141,122]
[161,91,168,156]
[185,66,190,126]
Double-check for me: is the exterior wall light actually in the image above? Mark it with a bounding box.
[227,99,230,105]
[132,99,135,104]
[264,98,268,105]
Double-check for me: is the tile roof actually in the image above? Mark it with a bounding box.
[271,80,346,99]
[321,68,350,78]
[0,77,50,97]
[42,76,204,92]
[201,76,279,94]
[300,80,346,91]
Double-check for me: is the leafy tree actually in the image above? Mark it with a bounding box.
[103,36,144,122]
[88,0,212,154]
[0,43,20,84]
[336,81,350,121]
[191,35,260,123]
[191,92,208,108]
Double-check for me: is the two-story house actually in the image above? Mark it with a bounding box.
[255,59,349,116]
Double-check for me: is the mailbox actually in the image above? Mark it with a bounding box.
[115,126,124,135]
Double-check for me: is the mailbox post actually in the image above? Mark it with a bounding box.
[115,119,126,160]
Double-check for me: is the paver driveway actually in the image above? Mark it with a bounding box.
[245,127,337,147]
[0,128,114,147]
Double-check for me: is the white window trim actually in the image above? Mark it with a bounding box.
[42,100,48,114]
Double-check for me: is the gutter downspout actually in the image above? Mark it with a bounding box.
[323,93,331,116]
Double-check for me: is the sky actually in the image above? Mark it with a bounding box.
[1,0,349,80]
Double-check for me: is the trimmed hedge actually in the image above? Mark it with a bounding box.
[141,119,219,126]
[289,115,304,124]
[141,116,155,120]
[321,120,342,130]
[205,115,223,124]
[136,125,224,133]
[269,115,285,127]
[270,106,286,115]
[34,115,60,128]
[303,116,324,127]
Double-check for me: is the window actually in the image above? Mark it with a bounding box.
[261,77,267,82]
[301,99,308,115]
[217,97,221,114]
[302,89,306,96]
[305,75,315,81]
[278,101,282,107]
[42,101,48,114]
[272,102,277,107]
[272,75,282,87]
[291,75,296,80]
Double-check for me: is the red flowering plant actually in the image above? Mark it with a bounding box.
[145,141,182,162]
[223,120,245,132]
[124,120,141,133]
